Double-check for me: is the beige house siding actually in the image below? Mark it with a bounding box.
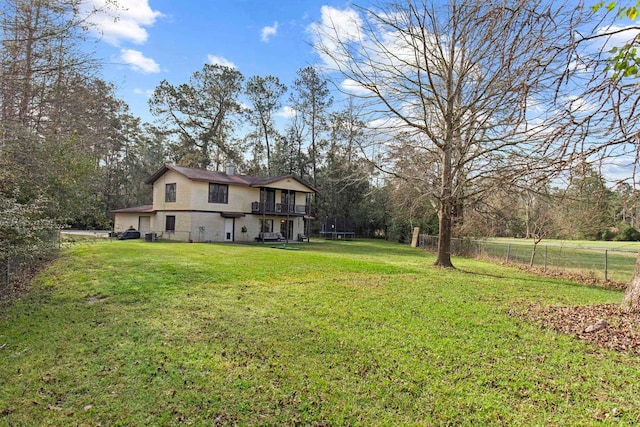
[263,178,313,193]
[230,186,259,212]
[114,211,309,242]
[113,165,315,243]
[114,213,144,233]
[152,170,193,212]
[165,213,308,243]
[187,181,257,212]
[152,211,192,241]
[190,212,226,242]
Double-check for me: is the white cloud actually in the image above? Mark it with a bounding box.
[207,55,237,69]
[595,25,640,50]
[133,88,154,97]
[312,6,362,42]
[261,22,279,42]
[599,155,637,182]
[276,106,297,119]
[119,49,160,74]
[308,6,363,69]
[563,95,597,115]
[83,0,163,46]
[341,78,372,96]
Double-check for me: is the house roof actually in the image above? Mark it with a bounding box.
[111,205,154,214]
[146,164,318,193]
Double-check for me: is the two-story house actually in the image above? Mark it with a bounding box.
[112,164,317,243]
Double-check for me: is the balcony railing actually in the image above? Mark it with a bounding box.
[251,202,310,215]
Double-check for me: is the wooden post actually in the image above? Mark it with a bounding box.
[411,227,420,248]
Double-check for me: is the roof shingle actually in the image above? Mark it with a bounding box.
[146,164,317,192]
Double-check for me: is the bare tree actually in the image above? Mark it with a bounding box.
[525,191,556,267]
[561,2,640,311]
[311,0,585,267]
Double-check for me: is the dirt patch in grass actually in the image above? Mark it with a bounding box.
[511,303,640,353]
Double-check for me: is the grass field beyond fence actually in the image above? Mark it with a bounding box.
[1,239,639,425]
[420,235,640,284]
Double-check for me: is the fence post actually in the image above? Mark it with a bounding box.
[605,249,608,281]
[506,244,511,263]
[544,245,548,272]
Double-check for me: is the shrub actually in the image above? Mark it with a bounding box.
[614,226,640,242]
[600,227,617,241]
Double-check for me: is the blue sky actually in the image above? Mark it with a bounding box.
[86,0,632,127]
[86,0,358,123]
[82,1,639,182]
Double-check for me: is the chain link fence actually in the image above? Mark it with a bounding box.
[1,232,60,289]
[419,235,638,284]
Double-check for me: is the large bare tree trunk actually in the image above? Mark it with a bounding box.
[621,251,640,312]
[435,202,453,267]
[435,145,454,268]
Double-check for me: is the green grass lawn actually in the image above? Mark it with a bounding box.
[0,239,638,425]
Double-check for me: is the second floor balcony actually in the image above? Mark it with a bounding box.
[251,202,310,215]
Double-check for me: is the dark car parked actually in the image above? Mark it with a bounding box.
[118,229,141,240]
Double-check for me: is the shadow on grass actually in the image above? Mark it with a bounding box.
[297,239,423,258]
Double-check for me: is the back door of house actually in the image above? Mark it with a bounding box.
[280,219,293,240]
[139,216,151,233]
[224,218,234,242]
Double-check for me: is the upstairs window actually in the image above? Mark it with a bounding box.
[281,190,295,208]
[209,183,228,204]
[165,183,176,202]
